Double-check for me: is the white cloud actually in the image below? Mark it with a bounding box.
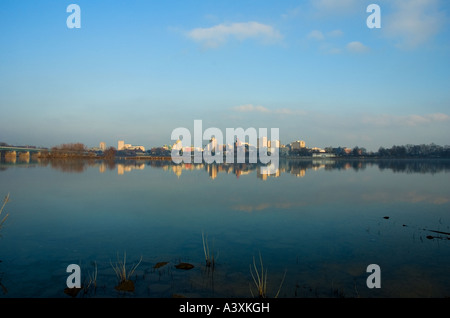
[186,22,283,48]
[346,41,370,53]
[307,30,325,40]
[328,29,344,37]
[384,0,446,49]
[233,104,270,113]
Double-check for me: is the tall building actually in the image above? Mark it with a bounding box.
[291,140,306,150]
[118,140,125,151]
[99,142,106,151]
[257,136,268,148]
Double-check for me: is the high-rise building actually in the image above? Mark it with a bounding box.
[291,140,306,150]
[257,136,268,148]
[118,140,125,151]
[99,142,106,151]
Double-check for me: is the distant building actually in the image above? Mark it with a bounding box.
[257,136,268,148]
[172,139,182,151]
[118,140,145,152]
[99,142,106,151]
[268,140,280,148]
[312,153,335,158]
[291,140,306,150]
[310,147,325,153]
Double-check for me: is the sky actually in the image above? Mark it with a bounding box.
[0,0,449,152]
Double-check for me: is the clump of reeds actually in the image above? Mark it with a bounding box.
[83,261,98,294]
[110,252,143,292]
[0,193,10,230]
[249,252,286,298]
[202,231,217,268]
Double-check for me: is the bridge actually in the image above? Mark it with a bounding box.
[0,146,48,161]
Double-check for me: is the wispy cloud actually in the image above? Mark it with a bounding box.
[233,104,271,113]
[307,30,325,41]
[232,104,307,115]
[384,0,446,49]
[346,41,370,53]
[186,22,283,48]
[362,113,450,127]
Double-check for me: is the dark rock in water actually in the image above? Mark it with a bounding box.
[175,262,194,270]
[154,261,169,269]
[64,287,82,297]
[115,280,135,292]
[383,216,390,219]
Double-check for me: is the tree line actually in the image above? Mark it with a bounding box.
[289,143,450,158]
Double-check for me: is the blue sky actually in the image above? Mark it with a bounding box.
[0,0,449,151]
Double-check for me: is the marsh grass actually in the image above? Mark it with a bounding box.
[202,231,217,269]
[83,261,98,295]
[249,252,286,298]
[0,193,10,230]
[110,252,143,292]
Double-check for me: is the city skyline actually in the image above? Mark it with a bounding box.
[1,1,449,152]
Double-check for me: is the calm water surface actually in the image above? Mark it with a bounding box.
[0,158,449,298]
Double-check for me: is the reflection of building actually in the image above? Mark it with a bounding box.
[117,163,145,175]
[207,165,218,180]
[172,165,183,178]
[257,166,280,180]
[205,137,218,153]
[291,167,306,178]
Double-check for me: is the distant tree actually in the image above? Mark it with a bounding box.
[103,147,117,159]
[51,143,86,153]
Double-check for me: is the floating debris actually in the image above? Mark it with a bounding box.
[383,216,390,219]
[64,287,82,297]
[175,262,194,270]
[115,280,135,292]
[154,262,169,269]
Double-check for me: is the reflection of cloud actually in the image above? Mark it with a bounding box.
[362,191,450,205]
[232,202,304,213]
[187,21,283,48]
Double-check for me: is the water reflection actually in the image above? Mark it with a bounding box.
[0,156,449,298]
[1,157,450,179]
